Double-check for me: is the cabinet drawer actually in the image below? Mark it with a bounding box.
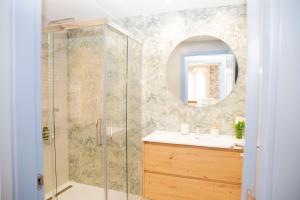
[144,142,243,184]
[144,172,241,200]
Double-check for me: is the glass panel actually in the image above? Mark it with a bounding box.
[42,31,57,200]
[42,26,106,200]
[52,30,70,198]
[103,26,128,200]
[43,30,71,200]
[67,26,104,191]
[127,38,143,200]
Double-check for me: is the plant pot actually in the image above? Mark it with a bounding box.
[235,128,244,139]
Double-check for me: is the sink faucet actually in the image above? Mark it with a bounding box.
[195,125,201,134]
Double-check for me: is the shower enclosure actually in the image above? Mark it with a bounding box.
[41,20,142,200]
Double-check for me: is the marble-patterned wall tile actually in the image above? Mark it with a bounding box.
[127,38,143,195]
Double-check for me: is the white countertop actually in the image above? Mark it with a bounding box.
[142,130,244,149]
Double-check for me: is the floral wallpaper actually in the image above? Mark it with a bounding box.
[118,5,247,136]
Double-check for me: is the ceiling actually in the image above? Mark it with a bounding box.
[43,0,246,24]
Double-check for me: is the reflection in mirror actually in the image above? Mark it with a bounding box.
[166,36,238,107]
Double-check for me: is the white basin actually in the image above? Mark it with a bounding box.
[142,130,244,149]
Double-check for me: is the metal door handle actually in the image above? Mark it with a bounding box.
[96,119,102,146]
[109,119,113,144]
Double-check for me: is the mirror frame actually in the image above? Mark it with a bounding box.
[166,35,240,108]
[180,49,238,104]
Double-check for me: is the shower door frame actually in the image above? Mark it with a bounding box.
[101,24,133,200]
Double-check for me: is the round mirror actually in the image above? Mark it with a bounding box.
[166,35,238,107]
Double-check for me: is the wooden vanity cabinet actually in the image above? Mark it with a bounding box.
[142,142,243,200]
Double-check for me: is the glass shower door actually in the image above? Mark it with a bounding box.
[103,25,128,200]
[67,25,105,193]
[43,22,142,200]
[43,25,107,200]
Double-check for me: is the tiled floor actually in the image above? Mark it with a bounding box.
[45,181,141,200]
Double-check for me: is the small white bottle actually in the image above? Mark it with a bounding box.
[195,125,201,135]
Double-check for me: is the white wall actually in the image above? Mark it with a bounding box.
[0,0,42,199]
[268,0,300,199]
[0,0,15,199]
[43,0,246,24]
[256,0,300,199]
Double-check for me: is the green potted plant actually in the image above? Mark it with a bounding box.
[234,117,245,139]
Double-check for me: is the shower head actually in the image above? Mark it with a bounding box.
[48,18,75,26]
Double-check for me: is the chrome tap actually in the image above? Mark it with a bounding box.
[195,125,201,134]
